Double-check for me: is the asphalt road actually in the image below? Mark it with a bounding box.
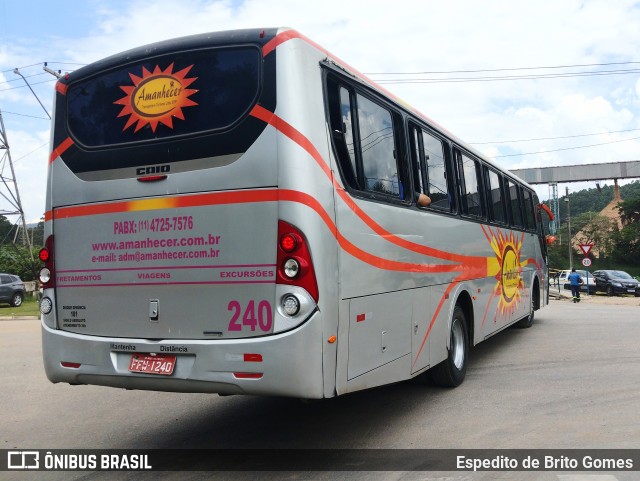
[1,297,639,480]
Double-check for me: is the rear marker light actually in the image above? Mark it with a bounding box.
[40,235,55,288]
[283,258,300,278]
[61,362,81,369]
[40,297,53,315]
[233,372,263,379]
[282,295,300,316]
[243,354,263,362]
[277,220,319,302]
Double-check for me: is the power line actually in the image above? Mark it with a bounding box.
[12,142,48,163]
[493,135,640,158]
[374,68,640,84]
[0,62,41,74]
[470,128,640,145]
[0,78,56,92]
[0,72,48,87]
[0,111,50,120]
[364,60,640,75]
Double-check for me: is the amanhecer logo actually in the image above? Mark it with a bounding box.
[114,63,198,133]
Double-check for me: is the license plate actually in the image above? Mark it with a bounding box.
[128,353,176,375]
[627,289,635,293]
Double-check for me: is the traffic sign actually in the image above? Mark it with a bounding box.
[578,244,594,256]
[582,257,592,267]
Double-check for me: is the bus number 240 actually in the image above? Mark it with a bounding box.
[227,300,273,332]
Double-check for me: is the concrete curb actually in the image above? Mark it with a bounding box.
[0,316,39,321]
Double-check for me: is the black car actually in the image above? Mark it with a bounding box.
[0,273,26,306]
[592,270,640,297]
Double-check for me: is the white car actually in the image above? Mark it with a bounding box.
[553,269,596,293]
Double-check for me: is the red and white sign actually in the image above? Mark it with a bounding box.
[582,257,592,267]
[578,244,594,256]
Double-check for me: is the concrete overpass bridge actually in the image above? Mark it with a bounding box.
[510,161,640,232]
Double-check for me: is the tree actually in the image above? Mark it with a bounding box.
[611,193,640,266]
[574,212,617,259]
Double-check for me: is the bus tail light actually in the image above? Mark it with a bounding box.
[39,235,55,288]
[277,220,318,302]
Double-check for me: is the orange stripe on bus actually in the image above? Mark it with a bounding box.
[261,30,456,141]
[49,137,74,164]
[411,274,465,369]
[250,105,487,269]
[53,189,280,220]
[50,187,463,275]
[279,189,462,274]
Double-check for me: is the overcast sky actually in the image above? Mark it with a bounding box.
[1,0,640,223]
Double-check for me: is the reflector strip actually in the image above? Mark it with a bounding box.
[137,175,167,182]
[233,373,263,379]
[60,362,81,369]
[243,354,263,362]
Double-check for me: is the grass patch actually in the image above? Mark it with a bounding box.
[0,294,40,317]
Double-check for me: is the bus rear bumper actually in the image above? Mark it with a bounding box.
[41,312,324,398]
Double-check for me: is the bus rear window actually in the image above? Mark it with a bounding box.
[67,46,261,147]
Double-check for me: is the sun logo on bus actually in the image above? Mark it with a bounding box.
[488,230,524,320]
[114,63,198,133]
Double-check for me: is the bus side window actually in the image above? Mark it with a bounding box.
[485,167,507,224]
[507,180,524,228]
[409,125,426,200]
[522,188,536,232]
[457,151,484,219]
[356,94,402,198]
[423,131,450,212]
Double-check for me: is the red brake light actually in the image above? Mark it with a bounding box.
[40,235,55,288]
[277,220,319,302]
[280,233,298,253]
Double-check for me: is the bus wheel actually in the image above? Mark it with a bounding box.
[516,287,537,329]
[430,306,468,388]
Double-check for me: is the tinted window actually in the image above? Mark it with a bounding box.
[522,189,536,231]
[507,180,523,227]
[423,131,450,211]
[0,275,11,284]
[67,46,261,147]
[357,95,400,197]
[339,87,359,186]
[486,168,506,224]
[459,153,483,218]
[411,126,451,212]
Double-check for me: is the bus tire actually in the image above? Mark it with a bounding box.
[430,306,468,388]
[516,286,538,329]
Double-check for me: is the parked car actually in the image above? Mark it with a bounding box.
[0,273,26,307]
[592,270,640,296]
[554,269,596,293]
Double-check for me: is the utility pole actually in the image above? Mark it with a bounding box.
[0,108,34,260]
[565,186,572,270]
[13,68,51,119]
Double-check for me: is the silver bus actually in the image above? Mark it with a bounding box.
[40,27,550,398]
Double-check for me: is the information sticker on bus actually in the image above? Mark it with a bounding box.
[128,353,176,375]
